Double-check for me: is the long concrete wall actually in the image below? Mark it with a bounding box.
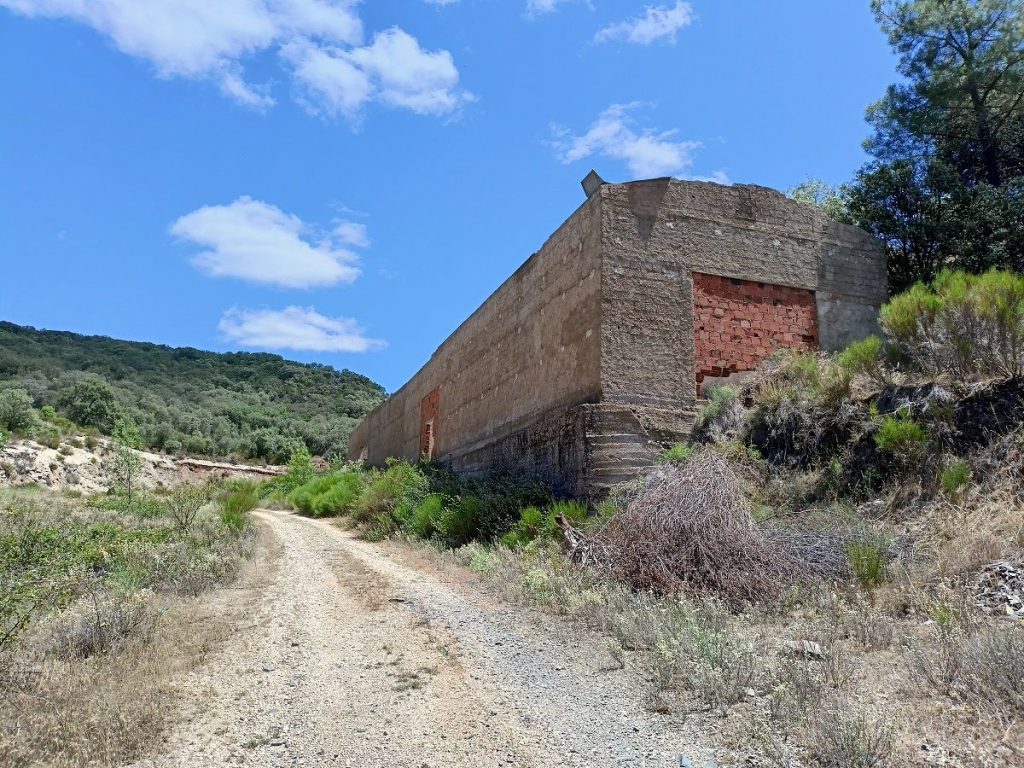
[347,194,604,474]
[349,178,887,497]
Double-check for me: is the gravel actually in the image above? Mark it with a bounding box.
[134,509,713,767]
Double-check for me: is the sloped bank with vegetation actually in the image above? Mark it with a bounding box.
[272,269,1024,767]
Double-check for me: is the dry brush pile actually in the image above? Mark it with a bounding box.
[576,452,809,603]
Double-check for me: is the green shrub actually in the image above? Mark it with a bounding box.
[353,460,428,529]
[220,480,259,531]
[660,443,695,465]
[438,494,484,546]
[500,500,588,549]
[881,268,1024,378]
[873,413,928,460]
[0,388,36,433]
[940,459,972,498]
[546,499,588,533]
[437,470,552,542]
[310,472,363,517]
[837,335,887,384]
[500,506,545,548]
[696,385,740,434]
[289,473,344,514]
[407,493,447,539]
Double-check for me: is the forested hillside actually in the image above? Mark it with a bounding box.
[0,322,385,462]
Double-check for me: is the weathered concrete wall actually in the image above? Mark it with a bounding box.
[349,177,887,496]
[348,193,604,488]
[599,179,886,413]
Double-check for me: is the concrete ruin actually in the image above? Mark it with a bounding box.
[347,176,887,497]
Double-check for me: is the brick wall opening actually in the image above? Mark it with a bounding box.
[693,272,818,393]
[419,387,440,459]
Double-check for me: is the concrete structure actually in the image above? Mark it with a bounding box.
[348,177,886,497]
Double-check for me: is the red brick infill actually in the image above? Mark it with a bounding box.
[693,272,818,390]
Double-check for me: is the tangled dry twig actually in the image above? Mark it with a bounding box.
[572,450,808,603]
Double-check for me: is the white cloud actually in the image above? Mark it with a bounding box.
[594,2,694,45]
[526,0,572,15]
[171,196,361,289]
[333,220,370,247]
[220,306,385,352]
[284,28,472,118]
[552,103,701,178]
[0,0,469,118]
[280,38,372,116]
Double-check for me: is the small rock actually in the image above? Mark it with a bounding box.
[788,639,825,659]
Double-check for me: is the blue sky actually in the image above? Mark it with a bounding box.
[0,1,896,393]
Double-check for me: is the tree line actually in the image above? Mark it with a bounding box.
[0,321,385,463]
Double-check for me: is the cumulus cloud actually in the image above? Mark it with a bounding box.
[220,306,385,352]
[594,2,694,45]
[552,103,702,178]
[171,196,361,289]
[283,28,472,118]
[0,0,469,118]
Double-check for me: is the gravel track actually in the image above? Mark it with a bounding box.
[138,509,712,767]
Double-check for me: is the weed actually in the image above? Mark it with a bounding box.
[940,458,971,498]
[659,443,695,465]
[873,414,928,460]
[806,700,895,768]
[846,536,889,588]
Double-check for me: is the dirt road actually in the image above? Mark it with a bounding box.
[139,509,712,767]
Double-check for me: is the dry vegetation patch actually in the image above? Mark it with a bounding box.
[0,484,260,767]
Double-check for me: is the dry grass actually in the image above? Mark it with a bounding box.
[411,489,1024,766]
[0,487,260,767]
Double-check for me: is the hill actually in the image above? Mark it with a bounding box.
[0,321,385,462]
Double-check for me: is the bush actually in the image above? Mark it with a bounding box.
[39,589,155,659]
[0,388,36,433]
[873,413,928,460]
[220,480,259,531]
[407,493,447,538]
[694,385,744,440]
[454,472,552,541]
[166,483,211,531]
[353,460,428,530]
[880,268,1024,378]
[437,494,484,546]
[310,472,364,517]
[837,335,887,385]
[806,700,895,768]
[501,501,589,548]
[940,458,971,498]
[289,473,343,514]
[846,537,889,588]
